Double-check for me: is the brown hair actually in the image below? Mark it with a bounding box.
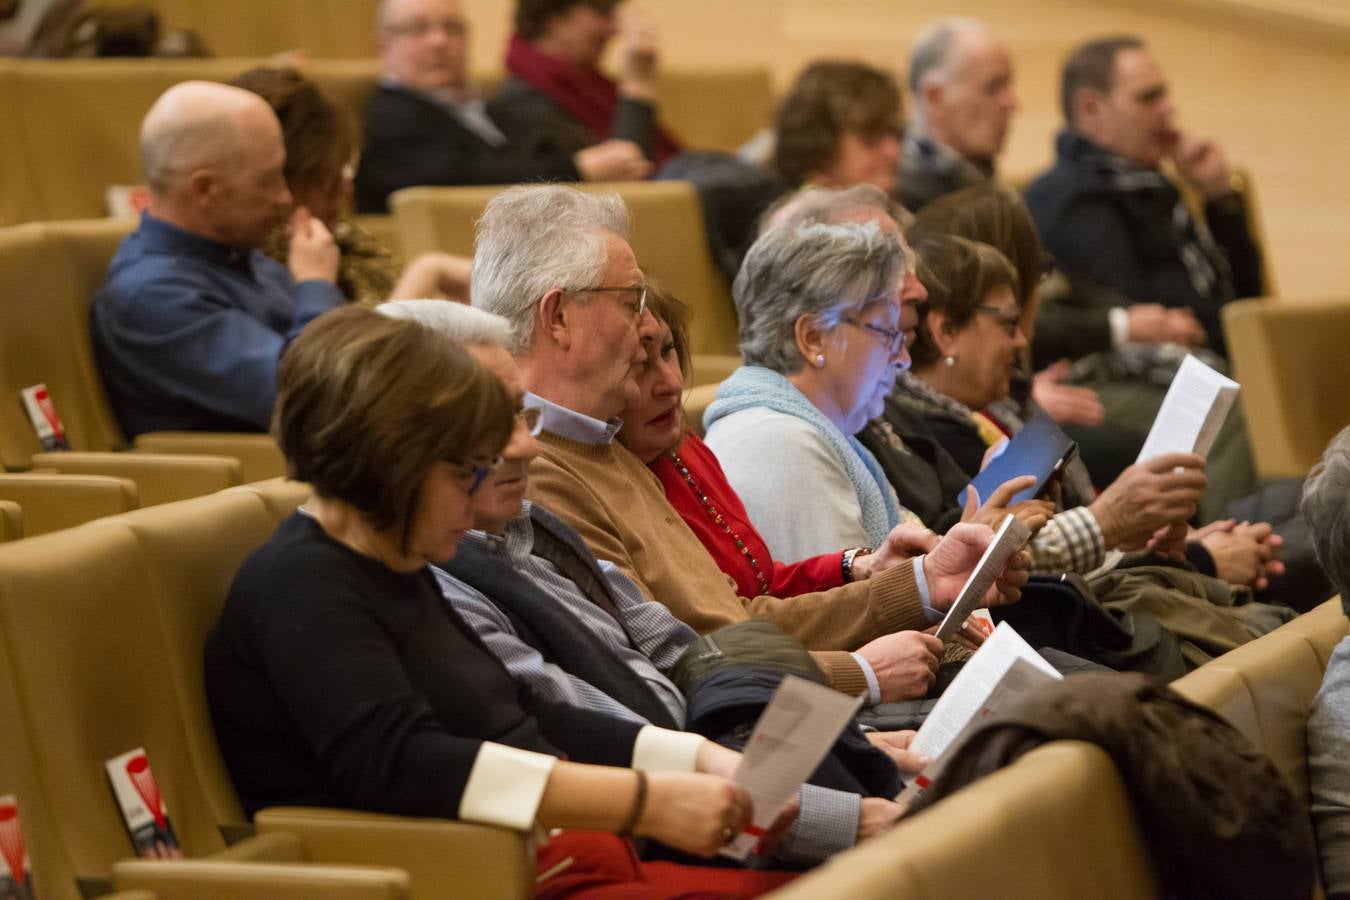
[909,235,1019,369]
[643,280,692,384]
[514,0,620,41]
[772,61,902,187]
[274,305,514,550]
[908,183,1045,309]
[229,67,357,198]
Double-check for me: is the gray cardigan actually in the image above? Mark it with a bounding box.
[1309,635,1350,897]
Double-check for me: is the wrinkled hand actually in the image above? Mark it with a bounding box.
[574,139,652,182]
[618,8,659,99]
[1033,361,1105,427]
[865,729,931,774]
[857,797,905,842]
[287,206,340,283]
[1126,303,1206,346]
[1145,519,1189,561]
[639,773,752,857]
[1089,452,1206,550]
[1172,132,1233,200]
[852,523,940,580]
[924,522,1030,609]
[925,617,987,652]
[1197,519,1285,591]
[856,631,942,702]
[961,476,1054,538]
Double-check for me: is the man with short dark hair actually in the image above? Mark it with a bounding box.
[1025,36,1264,359]
[90,80,343,438]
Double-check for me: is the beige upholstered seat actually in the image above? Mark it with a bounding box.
[0,472,138,536]
[0,499,22,541]
[0,219,286,496]
[1224,296,1350,479]
[0,486,533,898]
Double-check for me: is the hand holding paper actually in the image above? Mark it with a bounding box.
[934,516,1033,643]
[925,520,1033,618]
[722,676,863,860]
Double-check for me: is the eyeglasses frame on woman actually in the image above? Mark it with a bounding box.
[448,455,505,496]
[971,305,1023,338]
[840,316,905,355]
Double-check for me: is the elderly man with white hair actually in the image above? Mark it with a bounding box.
[896,17,1016,213]
[90,80,342,439]
[470,183,1029,708]
[1304,425,1350,897]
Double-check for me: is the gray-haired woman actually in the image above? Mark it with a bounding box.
[703,218,916,562]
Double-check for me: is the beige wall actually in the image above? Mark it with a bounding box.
[454,0,1350,301]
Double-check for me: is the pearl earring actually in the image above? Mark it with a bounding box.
[816,354,826,366]
[944,355,956,367]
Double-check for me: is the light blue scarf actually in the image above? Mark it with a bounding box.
[703,366,901,548]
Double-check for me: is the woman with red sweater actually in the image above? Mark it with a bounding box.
[617,288,938,599]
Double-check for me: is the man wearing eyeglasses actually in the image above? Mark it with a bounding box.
[354,0,650,213]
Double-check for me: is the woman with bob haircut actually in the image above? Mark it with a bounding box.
[701,219,915,563]
[204,304,795,896]
[772,61,903,195]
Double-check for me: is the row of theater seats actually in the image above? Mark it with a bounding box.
[0,174,748,537]
[0,57,773,225]
[0,478,533,899]
[0,471,1342,897]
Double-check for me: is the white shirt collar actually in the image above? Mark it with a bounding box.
[524,392,623,445]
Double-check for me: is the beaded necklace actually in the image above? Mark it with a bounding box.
[668,450,770,594]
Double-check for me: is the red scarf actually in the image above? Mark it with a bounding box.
[505,33,681,169]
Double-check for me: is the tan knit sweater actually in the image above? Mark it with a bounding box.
[528,430,931,696]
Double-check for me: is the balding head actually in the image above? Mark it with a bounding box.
[909,18,1016,163]
[139,81,292,247]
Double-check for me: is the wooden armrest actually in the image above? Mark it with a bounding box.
[689,353,740,387]
[29,451,243,506]
[112,857,410,900]
[256,807,533,900]
[133,431,287,483]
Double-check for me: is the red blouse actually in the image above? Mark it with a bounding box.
[650,432,846,598]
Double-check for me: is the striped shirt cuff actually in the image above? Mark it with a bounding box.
[632,725,704,773]
[459,742,558,831]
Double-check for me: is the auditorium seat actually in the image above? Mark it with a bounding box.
[0,486,534,898]
[768,741,1159,899]
[0,218,287,493]
[0,500,21,541]
[0,472,138,536]
[683,383,721,437]
[392,182,740,356]
[1223,296,1350,479]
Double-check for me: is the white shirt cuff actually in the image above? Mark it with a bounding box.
[850,652,882,706]
[912,556,941,623]
[458,742,557,831]
[1108,306,1131,348]
[632,725,704,773]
